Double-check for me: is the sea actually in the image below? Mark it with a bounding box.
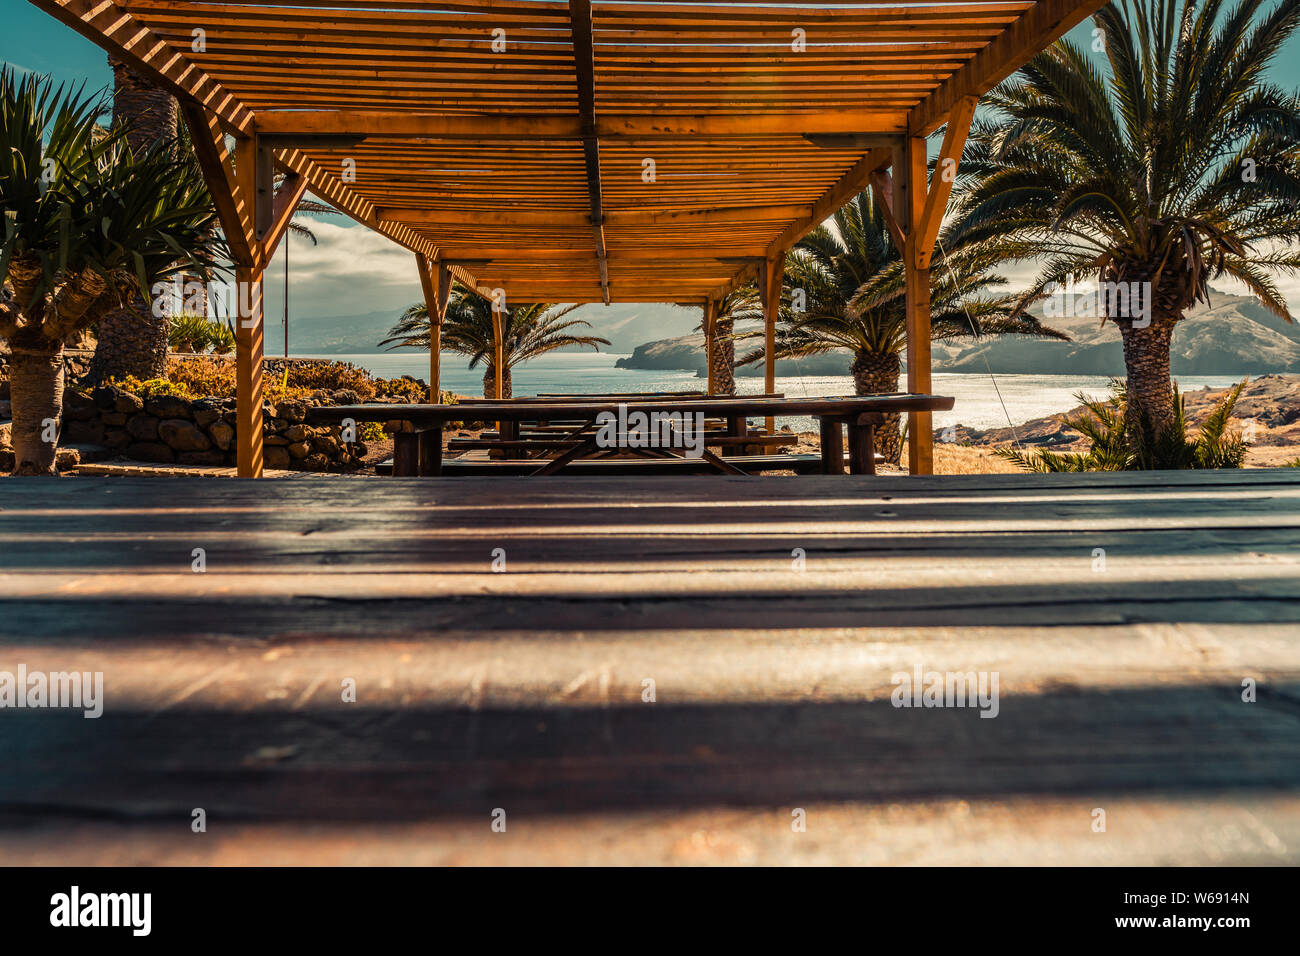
[299,351,1251,434]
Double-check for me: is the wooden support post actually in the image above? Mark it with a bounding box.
[897,136,933,476]
[818,417,845,475]
[234,265,265,477]
[233,133,265,478]
[847,420,877,475]
[416,255,452,402]
[758,253,784,434]
[393,431,419,476]
[703,299,717,395]
[417,427,443,476]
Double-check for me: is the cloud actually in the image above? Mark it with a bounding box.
[263,219,423,319]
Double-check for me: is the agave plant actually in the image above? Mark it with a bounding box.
[168,313,210,353]
[956,0,1300,453]
[997,378,1249,471]
[381,286,609,398]
[0,68,224,474]
[207,319,236,355]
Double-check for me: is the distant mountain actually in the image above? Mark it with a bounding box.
[614,289,1300,376]
[286,302,702,354]
[940,289,1300,374]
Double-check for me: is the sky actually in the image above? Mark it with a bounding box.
[6,2,1300,325]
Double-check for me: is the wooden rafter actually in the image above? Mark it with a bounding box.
[29,0,1101,318]
[568,0,609,304]
[916,95,979,268]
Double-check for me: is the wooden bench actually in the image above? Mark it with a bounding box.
[310,393,953,477]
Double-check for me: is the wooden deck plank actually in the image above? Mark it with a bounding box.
[2,470,1298,864]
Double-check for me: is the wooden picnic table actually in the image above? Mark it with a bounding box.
[309,393,954,477]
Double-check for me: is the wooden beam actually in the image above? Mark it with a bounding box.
[415,254,452,402]
[234,265,265,478]
[870,169,907,251]
[178,104,256,268]
[896,137,933,476]
[758,253,784,433]
[909,0,1108,136]
[765,147,893,258]
[916,96,978,269]
[703,299,717,395]
[27,0,253,133]
[253,110,909,139]
[380,203,811,229]
[261,171,308,264]
[568,0,609,304]
[491,303,506,408]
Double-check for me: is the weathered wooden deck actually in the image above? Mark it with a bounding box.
[2,470,1299,865]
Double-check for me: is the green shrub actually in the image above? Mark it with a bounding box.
[998,379,1249,472]
[168,313,210,353]
[207,321,235,355]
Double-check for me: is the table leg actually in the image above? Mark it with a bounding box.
[819,417,844,475]
[418,427,442,476]
[393,431,419,476]
[847,422,876,475]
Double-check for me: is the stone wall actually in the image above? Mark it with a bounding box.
[60,386,368,471]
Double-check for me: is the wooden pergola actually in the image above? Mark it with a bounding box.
[31,0,1104,477]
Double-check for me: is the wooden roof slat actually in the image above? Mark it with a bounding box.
[30,0,1104,303]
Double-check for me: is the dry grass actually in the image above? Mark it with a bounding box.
[928,443,1024,475]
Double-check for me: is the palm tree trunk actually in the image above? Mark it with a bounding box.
[709,317,735,396]
[482,365,513,399]
[88,57,178,385]
[850,349,902,464]
[8,331,65,476]
[1117,313,1178,447]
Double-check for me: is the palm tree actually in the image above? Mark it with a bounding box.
[743,190,1065,462]
[381,287,609,398]
[699,286,762,396]
[954,0,1300,450]
[88,57,181,384]
[1,69,224,474]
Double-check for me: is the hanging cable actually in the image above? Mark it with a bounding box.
[934,235,1023,451]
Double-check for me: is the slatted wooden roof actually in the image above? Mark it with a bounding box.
[33,0,1104,303]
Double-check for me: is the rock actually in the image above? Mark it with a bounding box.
[310,435,340,456]
[269,417,288,433]
[125,441,175,463]
[191,398,225,428]
[208,421,235,451]
[279,400,307,423]
[0,422,10,449]
[264,445,291,469]
[287,441,311,459]
[102,428,131,450]
[331,389,360,405]
[0,400,10,418]
[92,384,128,410]
[0,448,13,470]
[144,394,192,420]
[63,390,99,421]
[301,453,330,471]
[264,434,289,446]
[159,419,212,452]
[283,424,312,442]
[63,420,105,444]
[101,412,128,426]
[55,446,80,469]
[177,450,227,465]
[114,392,144,414]
[126,415,160,441]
